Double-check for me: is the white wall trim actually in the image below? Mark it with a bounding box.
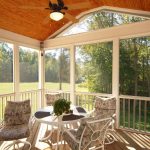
[0,29,40,49]
[44,20,150,49]
[48,6,150,39]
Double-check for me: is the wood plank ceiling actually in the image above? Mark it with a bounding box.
[0,0,149,41]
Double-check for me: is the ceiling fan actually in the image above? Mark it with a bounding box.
[19,0,92,23]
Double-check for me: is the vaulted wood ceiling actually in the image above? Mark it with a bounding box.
[0,0,149,41]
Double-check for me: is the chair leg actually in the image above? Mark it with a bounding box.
[4,141,16,150]
[102,145,104,150]
[105,132,115,145]
[18,140,31,150]
[4,140,31,150]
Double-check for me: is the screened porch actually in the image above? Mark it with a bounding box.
[0,1,150,149]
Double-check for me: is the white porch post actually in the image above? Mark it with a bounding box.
[112,38,120,128]
[13,44,20,101]
[38,42,45,108]
[70,45,75,105]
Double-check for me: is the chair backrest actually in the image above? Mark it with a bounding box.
[45,93,60,106]
[94,96,116,116]
[4,100,31,126]
[76,115,112,150]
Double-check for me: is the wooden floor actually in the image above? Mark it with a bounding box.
[0,121,150,150]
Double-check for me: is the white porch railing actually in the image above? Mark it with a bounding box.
[19,89,42,114]
[0,90,150,134]
[0,93,15,120]
[119,95,150,133]
[75,92,112,111]
[0,90,42,120]
[61,92,150,133]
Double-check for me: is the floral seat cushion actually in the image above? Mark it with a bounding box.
[4,100,31,125]
[0,124,30,141]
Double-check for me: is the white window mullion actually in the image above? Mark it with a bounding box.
[112,38,120,128]
[13,44,20,101]
[38,42,45,108]
[70,45,75,105]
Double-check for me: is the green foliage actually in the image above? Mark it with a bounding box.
[0,42,13,82]
[53,99,71,116]
[75,11,150,96]
[19,47,38,82]
[45,48,70,90]
[76,42,112,93]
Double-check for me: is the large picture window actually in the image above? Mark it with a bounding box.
[75,41,113,93]
[120,36,150,97]
[59,10,147,37]
[45,48,70,91]
[119,36,150,130]
[0,42,13,94]
[19,46,39,91]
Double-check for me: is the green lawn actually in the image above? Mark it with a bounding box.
[0,82,88,94]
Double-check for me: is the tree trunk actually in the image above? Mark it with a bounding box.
[133,39,138,96]
[59,49,63,90]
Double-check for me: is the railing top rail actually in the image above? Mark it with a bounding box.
[75,92,112,97]
[45,89,70,93]
[0,93,15,97]
[119,95,150,101]
[19,89,42,94]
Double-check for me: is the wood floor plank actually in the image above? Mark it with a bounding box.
[1,122,150,150]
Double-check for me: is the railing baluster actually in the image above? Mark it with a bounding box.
[133,99,136,129]
[0,98,2,120]
[144,101,147,131]
[30,92,33,113]
[139,100,141,130]
[2,97,4,119]
[123,98,125,127]
[128,99,130,128]
[88,95,90,111]
[36,91,38,112]
[84,95,86,110]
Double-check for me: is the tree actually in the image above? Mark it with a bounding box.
[45,48,70,90]
[74,11,150,96]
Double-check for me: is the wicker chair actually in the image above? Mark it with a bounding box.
[63,97,116,150]
[63,115,113,150]
[45,93,60,106]
[0,100,32,150]
[92,96,116,145]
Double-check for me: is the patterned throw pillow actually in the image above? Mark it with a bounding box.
[4,100,31,126]
[94,97,116,116]
[45,93,60,106]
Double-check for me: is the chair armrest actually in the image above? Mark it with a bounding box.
[28,116,34,130]
[0,120,5,129]
[86,117,112,124]
[63,128,79,143]
[86,109,94,117]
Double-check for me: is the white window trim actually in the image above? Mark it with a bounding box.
[48,6,150,39]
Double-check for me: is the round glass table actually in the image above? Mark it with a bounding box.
[34,105,87,150]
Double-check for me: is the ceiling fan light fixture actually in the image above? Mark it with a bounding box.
[50,11,64,21]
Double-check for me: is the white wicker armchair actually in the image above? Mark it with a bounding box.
[63,96,116,150]
[63,115,113,150]
[0,100,32,150]
[91,96,116,144]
